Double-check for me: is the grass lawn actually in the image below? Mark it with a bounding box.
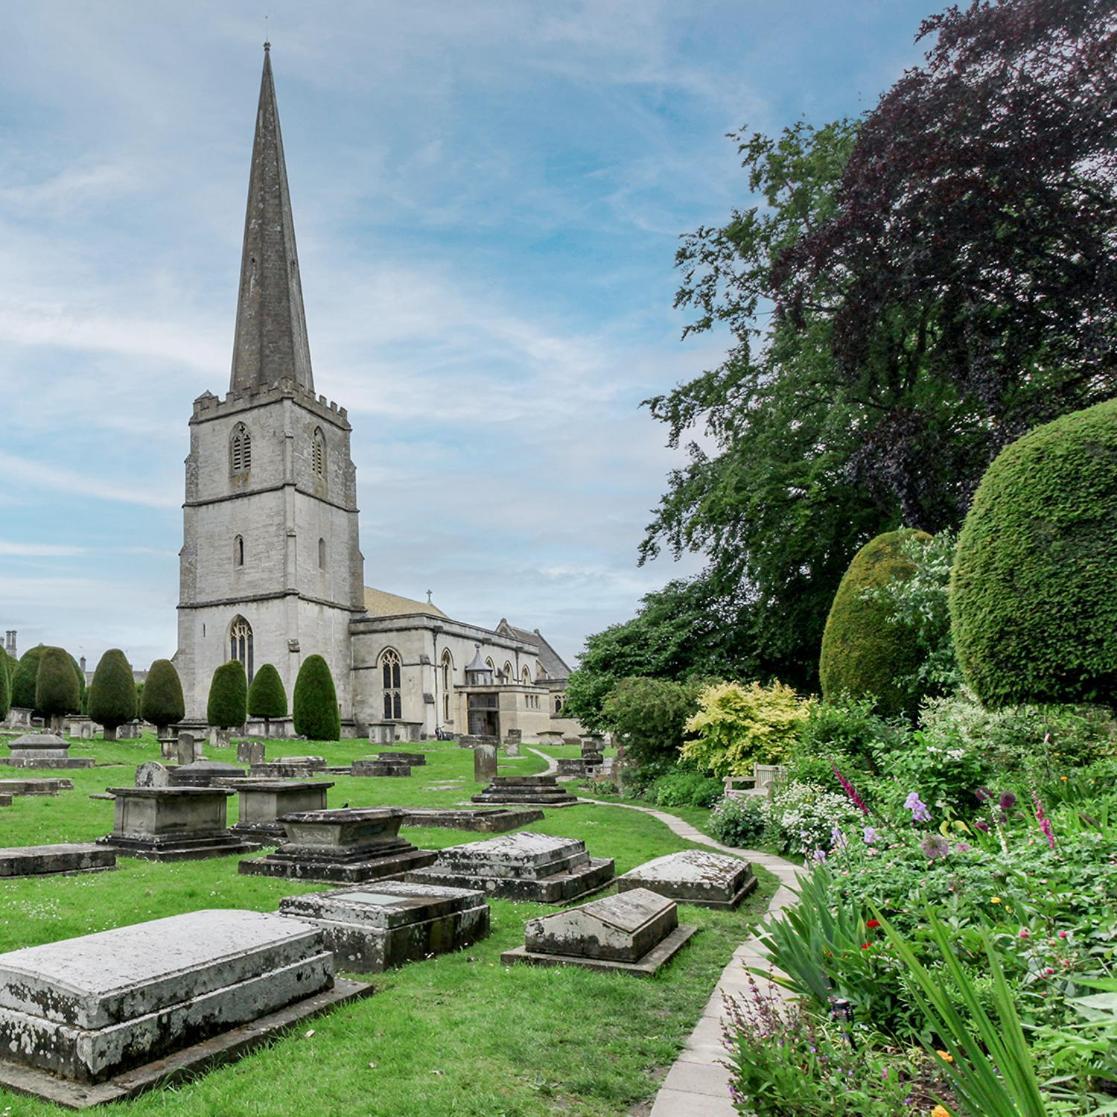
[0,733,775,1117]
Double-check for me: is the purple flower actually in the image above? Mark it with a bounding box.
[863,826,878,846]
[830,826,848,850]
[833,767,870,815]
[904,792,932,823]
[1033,794,1056,850]
[999,791,1017,811]
[920,835,950,860]
[973,819,990,833]
[812,849,827,863]
[975,787,992,803]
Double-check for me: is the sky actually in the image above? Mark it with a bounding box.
[0,0,933,671]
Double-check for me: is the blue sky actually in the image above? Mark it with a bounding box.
[0,1,932,670]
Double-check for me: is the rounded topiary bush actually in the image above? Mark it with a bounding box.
[951,399,1117,708]
[819,529,931,717]
[88,649,137,739]
[36,646,81,725]
[142,659,185,733]
[293,655,340,741]
[208,661,248,729]
[11,646,47,711]
[248,663,287,732]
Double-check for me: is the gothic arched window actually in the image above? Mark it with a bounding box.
[312,428,326,479]
[522,666,531,685]
[441,650,452,723]
[234,535,244,567]
[230,423,252,475]
[503,661,513,685]
[381,649,402,719]
[318,537,326,568]
[229,615,254,681]
[555,695,563,714]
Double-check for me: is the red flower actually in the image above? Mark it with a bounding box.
[861,942,871,950]
[866,919,881,929]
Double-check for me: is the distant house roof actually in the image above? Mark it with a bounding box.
[363,587,447,619]
[495,619,571,681]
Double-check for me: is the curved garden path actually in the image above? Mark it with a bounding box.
[525,750,803,1116]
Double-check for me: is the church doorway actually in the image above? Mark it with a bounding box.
[466,693,499,738]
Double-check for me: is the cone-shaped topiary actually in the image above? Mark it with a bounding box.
[142,659,185,734]
[11,646,47,711]
[0,648,10,721]
[293,655,340,741]
[36,646,81,727]
[819,528,931,718]
[951,399,1117,707]
[208,660,247,729]
[248,663,287,734]
[88,649,137,740]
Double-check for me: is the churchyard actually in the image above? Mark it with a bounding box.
[0,731,775,1115]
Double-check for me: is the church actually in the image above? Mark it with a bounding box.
[173,46,581,742]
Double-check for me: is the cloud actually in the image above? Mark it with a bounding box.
[0,452,180,510]
[0,541,87,557]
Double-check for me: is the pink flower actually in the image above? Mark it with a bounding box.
[1019,928,1030,939]
[833,767,869,815]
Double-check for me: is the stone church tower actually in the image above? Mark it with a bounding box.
[175,45,365,721]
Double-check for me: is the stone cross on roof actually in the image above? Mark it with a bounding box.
[230,44,314,395]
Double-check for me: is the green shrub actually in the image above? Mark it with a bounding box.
[708,795,769,847]
[293,655,340,741]
[600,676,700,769]
[951,398,1117,708]
[88,649,137,740]
[647,769,723,808]
[681,680,810,777]
[819,529,932,717]
[0,648,9,721]
[248,663,287,730]
[35,646,80,724]
[141,659,185,733]
[207,661,247,729]
[11,646,46,711]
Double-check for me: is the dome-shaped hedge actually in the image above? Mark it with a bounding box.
[88,649,137,739]
[248,663,287,722]
[950,399,1117,707]
[142,659,185,733]
[207,661,248,729]
[819,529,931,717]
[293,655,340,741]
[36,646,81,723]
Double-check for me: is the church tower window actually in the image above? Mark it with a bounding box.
[230,423,252,474]
[234,535,245,566]
[318,537,326,568]
[312,428,326,479]
[229,615,254,681]
[381,649,402,719]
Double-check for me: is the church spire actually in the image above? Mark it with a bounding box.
[230,43,314,394]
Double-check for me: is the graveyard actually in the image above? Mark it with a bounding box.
[0,731,775,1115]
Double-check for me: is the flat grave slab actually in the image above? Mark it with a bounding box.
[406,831,614,903]
[249,756,326,779]
[351,758,411,778]
[616,849,757,909]
[168,760,246,787]
[400,807,544,832]
[240,807,436,883]
[0,844,116,878]
[471,775,579,807]
[0,909,372,1108]
[1,734,93,770]
[0,778,73,797]
[502,887,697,976]
[279,880,489,972]
[217,779,333,842]
[377,751,426,766]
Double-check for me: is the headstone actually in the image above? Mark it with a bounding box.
[473,744,498,782]
[237,739,266,765]
[6,708,31,728]
[134,762,171,789]
[501,887,697,975]
[399,807,543,833]
[351,758,412,778]
[97,787,256,861]
[221,779,333,842]
[176,732,200,766]
[504,729,522,745]
[505,740,520,758]
[169,759,247,787]
[406,831,614,903]
[472,775,578,807]
[0,843,116,878]
[0,795,10,808]
[240,807,436,883]
[0,910,371,1103]
[0,777,73,797]
[1,733,94,770]
[117,720,142,741]
[616,849,758,909]
[279,880,490,972]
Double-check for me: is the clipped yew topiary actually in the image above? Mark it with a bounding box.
[208,661,248,729]
[951,399,1117,708]
[88,649,137,740]
[293,655,340,741]
[11,646,47,711]
[0,649,10,721]
[819,529,931,718]
[36,646,81,727]
[248,663,287,734]
[142,659,185,734]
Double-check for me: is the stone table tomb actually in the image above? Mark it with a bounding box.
[279,880,489,972]
[377,751,425,766]
[220,779,333,842]
[0,778,73,798]
[471,775,579,807]
[249,756,326,779]
[168,759,247,787]
[616,849,757,909]
[0,844,116,879]
[240,807,436,883]
[501,887,697,976]
[97,787,257,861]
[0,909,371,1107]
[1,734,94,770]
[351,758,411,778]
[406,831,614,903]
[399,807,544,833]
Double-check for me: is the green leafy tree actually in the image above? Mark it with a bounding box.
[88,649,137,740]
[248,663,287,735]
[141,659,185,734]
[207,661,247,729]
[599,677,701,770]
[951,399,1117,708]
[11,646,47,711]
[35,646,81,727]
[293,655,340,741]
[0,647,10,721]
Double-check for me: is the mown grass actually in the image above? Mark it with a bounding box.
[0,734,774,1116]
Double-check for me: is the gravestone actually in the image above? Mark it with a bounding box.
[406,831,614,903]
[0,843,116,878]
[377,751,425,766]
[240,807,436,883]
[473,744,498,782]
[237,739,266,765]
[0,777,72,797]
[222,779,333,842]
[501,887,696,975]
[616,849,758,909]
[97,787,257,861]
[169,759,247,787]
[249,756,325,778]
[157,734,178,758]
[176,732,201,766]
[505,740,520,758]
[351,758,411,778]
[0,795,10,808]
[208,726,232,749]
[472,775,578,807]
[400,807,544,832]
[1,733,94,770]
[117,720,142,741]
[134,762,171,789]
[0,909,371,1105]
[279,880,489,972]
